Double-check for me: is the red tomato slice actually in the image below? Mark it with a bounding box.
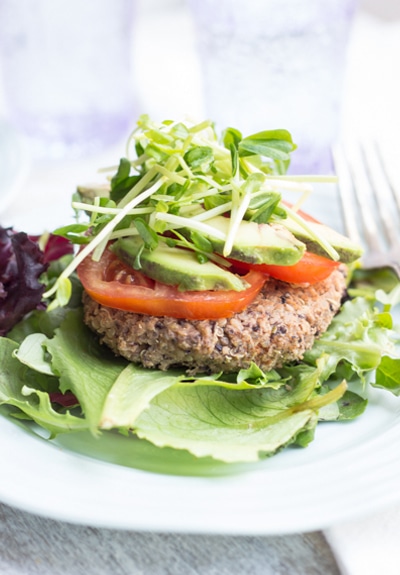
[230,202,336,284]
[77,249,267,320]
[229,252,340,285]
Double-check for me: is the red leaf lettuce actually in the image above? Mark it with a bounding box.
[0,227,73,336]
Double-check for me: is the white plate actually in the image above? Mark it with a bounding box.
[1,183,400,535]
[0,121,30,215]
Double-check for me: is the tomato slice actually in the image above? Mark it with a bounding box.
[77,248,267,320]
[229,252,340,285]
[226,202,336,284]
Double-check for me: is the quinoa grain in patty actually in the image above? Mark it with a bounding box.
[82,266,347,374]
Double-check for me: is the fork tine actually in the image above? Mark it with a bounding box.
[332,143,381,248]
[345,142,382,252]
[363,142,400,249]
[375,144,400,215]
[332,141,400,279]
[331,145,361,245]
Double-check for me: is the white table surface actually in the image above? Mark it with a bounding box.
[1,1,400,573]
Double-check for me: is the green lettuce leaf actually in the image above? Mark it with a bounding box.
[13,333,54,375]
[44,309,128,434]
[304,297,398,381]
[100,364,184,429]
[134,384,318,462]
[374,356,400,395]
[0,337,87,435]
[318,389,368,421]
[128,363,344,463]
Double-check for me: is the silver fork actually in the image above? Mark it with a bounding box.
[332,141,400,278]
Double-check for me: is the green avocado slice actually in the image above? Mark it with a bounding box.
[111,237,248,292]
[282,219,363,263]
[199,216,305,266]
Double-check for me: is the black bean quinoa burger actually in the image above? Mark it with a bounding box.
[82,266,347,374]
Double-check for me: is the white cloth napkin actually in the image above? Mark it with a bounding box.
[325,503,400,574]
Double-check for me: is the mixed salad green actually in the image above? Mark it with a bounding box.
[0,116,400,470]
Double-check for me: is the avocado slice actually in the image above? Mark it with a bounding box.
[199,216,305,266]
[111,237,248,291]
[282,218,363,263]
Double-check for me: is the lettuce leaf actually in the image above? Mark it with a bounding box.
[0,337,87,435]
[374,356,400,395]
[135,396,317,463]
[0,228,47,336]
[0,228,74,337]
[100,357,342,462]
[304,296,399,383]
[44,309,128,434]
[100,364,184,429]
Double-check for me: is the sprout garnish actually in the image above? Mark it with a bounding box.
[44,115,338,307]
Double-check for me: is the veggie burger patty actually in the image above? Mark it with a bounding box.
[82,265,347,374]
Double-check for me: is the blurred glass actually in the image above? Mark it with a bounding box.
[0,0,136,158]
[189,0,358,174]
